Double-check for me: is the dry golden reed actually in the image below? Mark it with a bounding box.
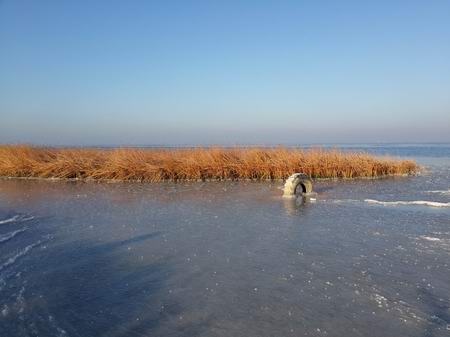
[0,145,417,182]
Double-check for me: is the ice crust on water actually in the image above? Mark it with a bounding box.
[364,199,450,208]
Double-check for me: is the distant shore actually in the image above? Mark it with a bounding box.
[0,145,418,182]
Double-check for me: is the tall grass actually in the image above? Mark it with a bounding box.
[0,145,418,181]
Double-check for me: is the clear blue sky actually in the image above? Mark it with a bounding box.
[1,0,449,145]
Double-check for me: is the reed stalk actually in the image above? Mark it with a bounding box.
[0,145,418,181]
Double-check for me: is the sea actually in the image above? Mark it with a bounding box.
[0,144,449,337]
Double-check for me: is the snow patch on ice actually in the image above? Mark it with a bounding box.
[420,236,441,242]
[426,189,450,195]
[0,215,34,225]
[0,228,27,243]
[365,199,450,208]
[0,241,43,272]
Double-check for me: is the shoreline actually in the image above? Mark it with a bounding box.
[0,172,418,184]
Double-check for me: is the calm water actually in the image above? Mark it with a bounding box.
[1,145,449,337]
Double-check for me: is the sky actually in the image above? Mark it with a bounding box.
[1,0,450,145]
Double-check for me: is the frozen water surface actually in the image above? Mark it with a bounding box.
[0,145,450,337]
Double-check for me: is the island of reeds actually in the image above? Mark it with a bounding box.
[0,145,418,182]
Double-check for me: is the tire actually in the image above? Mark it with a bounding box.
[283,173,313,198]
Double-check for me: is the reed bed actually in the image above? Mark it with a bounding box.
[0,145,417,182]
